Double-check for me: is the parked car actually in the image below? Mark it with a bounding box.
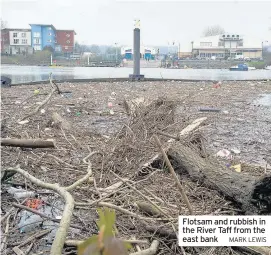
[244,57,251,62]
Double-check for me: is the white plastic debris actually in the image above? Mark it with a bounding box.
[18,120,29,125]
[109,109,114,115]
[44,128,51,131]
[216,149,232,159]
[223,111,229,114]
[7,187,35,199]
[231,148,241,154]
[40,109,46,114]
[66,108,71,113]
[111,92,117,96]
[15,101,21,104]
[108,102,113,108]
[200,88,204,91]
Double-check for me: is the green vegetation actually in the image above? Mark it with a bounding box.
[78,208,132,255]
[247,61,265,69]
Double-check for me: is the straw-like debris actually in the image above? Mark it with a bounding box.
[1,79,271,255]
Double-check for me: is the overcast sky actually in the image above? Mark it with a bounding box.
[2,0,271,50]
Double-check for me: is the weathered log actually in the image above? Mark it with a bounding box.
[1,138,55,148]
[167,143,271,214]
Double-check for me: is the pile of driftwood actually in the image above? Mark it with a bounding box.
[1,77,270,255]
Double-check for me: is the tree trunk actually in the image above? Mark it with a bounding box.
[1,138,55,148]
[167,143,271,215]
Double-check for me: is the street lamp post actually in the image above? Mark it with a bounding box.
[262,41,269,60]
[191,41,194,58]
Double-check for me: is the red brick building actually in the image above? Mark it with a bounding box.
[55,30,76,53]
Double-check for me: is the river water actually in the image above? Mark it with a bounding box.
[1,65,271,84]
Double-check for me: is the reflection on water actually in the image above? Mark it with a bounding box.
[1,65,271,84]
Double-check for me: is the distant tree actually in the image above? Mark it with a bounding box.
[43,46,54,53]
[1,19,7,29]
[89,44,101,54]
[106,46,121,55]
[202,25,225,37]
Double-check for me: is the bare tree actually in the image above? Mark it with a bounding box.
[202,25,225,37]
[1,19,7,29]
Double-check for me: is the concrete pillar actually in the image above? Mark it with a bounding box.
[133,28,140,76]
[129,27,144,80]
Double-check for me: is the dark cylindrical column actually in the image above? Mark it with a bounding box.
[133,28,140,77]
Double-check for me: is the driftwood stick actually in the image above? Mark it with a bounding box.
[129,240,159,255]
[1,214,11,252]
[12,247,25,255]
[1,198,28,223]
[1,138,55,148]
[154,135,193,214]
[142,117,207,169]
[20,74,57,121]
[110,171,169,217]
[13,229,51,248]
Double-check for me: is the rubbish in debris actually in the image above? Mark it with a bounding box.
[200,88,204,91]
[40,109,46,114]
[18,120,29,125]
[44,128,51,131]
[199,108,221,112]
[34,89,40,95]
[76,112,81,117]
[26,198,44,210]
[7,187,35,199]
[223,110,229,114]
[109,109,114,115]
[230,164,241,172]
[111,92,117,96]
[66,108,71,113]
[19,211,43,233]
[15,101,21,104]
[108,102,113,108]
[231,148,241,154]
[226,163,231,168]
[62,92,72,98]
[216,149,232,159]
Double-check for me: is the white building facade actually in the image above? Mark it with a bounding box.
[192,34,263,59]
[8,29,33,55]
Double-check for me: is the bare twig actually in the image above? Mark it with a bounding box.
[1,214,11,252]
[1,198,28,223]
[12,247,26,255]
[1,138,55,148]
[110,171,169,217]
[129,240,160,255]
[154,135,193,214]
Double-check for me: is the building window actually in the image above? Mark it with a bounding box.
[200,42,212,47]
[13,33,18,38]
[48,27,52,30]
[21,33,26,38]
[34,38,40,44]
[22,39,28,44]
[47,40,52,43]
[66,40,70,44]
[65,46,68,49]
[218,42,225,46]
[227,35,230,37]
[33,32,41,37]
[34,45,41,50]
[14,39,19,44]
[66,34,70,37]
[48,33,52,36]
[232,35,235,37]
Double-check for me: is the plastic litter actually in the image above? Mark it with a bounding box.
[216,149,232,159]
[230,164,241,172]
[109,109,114,115]
[7,187,35,199]
[111,92,117,96]
[34,89,40,95]
[231,148,241,154]
[223,110,229,114]
[108,102,113,108]
[19,211,43,233]
[76,112,81,117]
[18,120,29,125]
[40,109,46,114]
